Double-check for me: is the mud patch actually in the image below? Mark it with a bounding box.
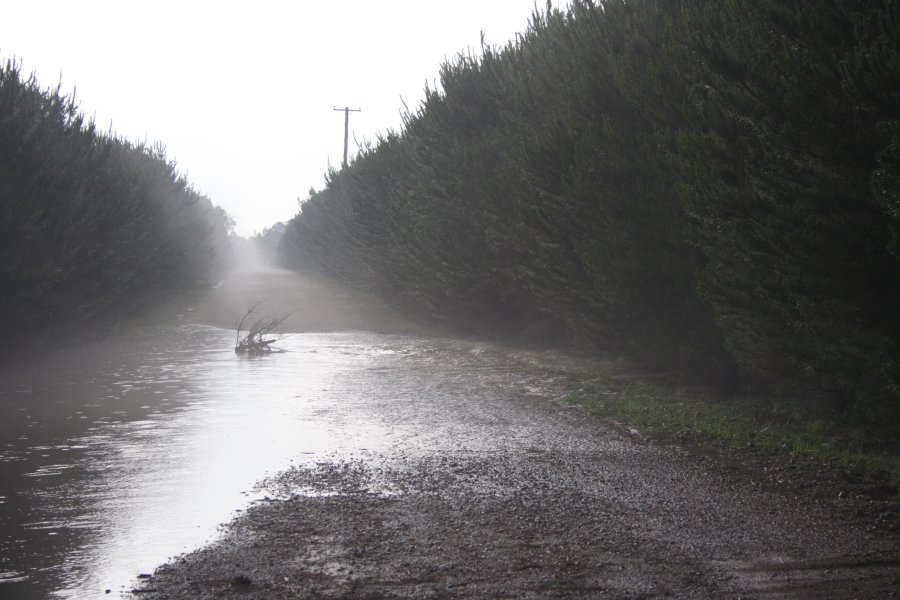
[134,450,900,599]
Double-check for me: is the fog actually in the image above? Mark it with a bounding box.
[0,0,568,235]
[197,241,423,337]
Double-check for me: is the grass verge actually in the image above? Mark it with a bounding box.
[567,367,900,493]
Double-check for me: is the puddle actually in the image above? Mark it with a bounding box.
[0,324,572,599]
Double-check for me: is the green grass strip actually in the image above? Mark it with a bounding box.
[567,369,900,492]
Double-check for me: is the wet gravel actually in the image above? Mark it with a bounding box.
[131,384,899,599]
[124,268,899,598]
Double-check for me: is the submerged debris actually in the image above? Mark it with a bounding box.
[235,302,294,354]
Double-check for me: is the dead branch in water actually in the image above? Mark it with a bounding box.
[234,302,296,354]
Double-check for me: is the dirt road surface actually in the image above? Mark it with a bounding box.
[133,266,899,599]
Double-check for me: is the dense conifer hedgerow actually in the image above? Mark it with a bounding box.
[0,60,232,342]
[280,0,899,404]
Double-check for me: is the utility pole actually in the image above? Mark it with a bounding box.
[333,106,361,167]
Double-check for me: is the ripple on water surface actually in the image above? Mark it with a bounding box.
[0,324,573,599]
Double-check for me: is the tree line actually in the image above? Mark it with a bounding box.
[279,0,899,407]
[0,59,232,346]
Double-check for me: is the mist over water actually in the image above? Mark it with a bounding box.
[0,314,569,598]
[0,325,372,597]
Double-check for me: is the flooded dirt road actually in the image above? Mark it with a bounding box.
[133,337,899,600]
[2,266,897,598]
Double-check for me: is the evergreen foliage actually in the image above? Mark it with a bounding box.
[0,59,232,343]
[280,0,900,405]
[675,0,900,402]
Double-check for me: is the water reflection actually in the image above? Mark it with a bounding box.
[0,326,394,598]
[0,324,569,599]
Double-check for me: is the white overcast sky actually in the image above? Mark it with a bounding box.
[1,0,567,236]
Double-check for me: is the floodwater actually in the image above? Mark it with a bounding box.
[0,323,568,599]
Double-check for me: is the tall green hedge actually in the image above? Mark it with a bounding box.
[280,0,899,404]
[0,60,232,342]
[674,0,900,403]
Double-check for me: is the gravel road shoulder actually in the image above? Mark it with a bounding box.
[132,396,899,599]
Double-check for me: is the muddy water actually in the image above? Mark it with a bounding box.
[0,324,568,599]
